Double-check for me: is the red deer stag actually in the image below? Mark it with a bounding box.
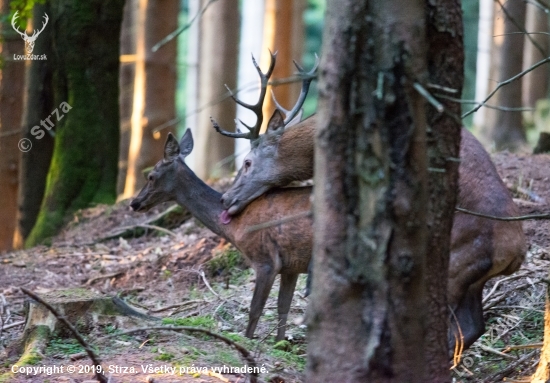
[212,54,526,351]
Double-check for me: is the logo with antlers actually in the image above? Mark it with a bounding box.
[11,11,49,55]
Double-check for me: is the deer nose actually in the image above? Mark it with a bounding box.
[130,200,140,211]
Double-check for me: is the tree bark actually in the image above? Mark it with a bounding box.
[488,0,527,150]
[122,0,178,198]
[0,1,25,251]
[117,0,138,197]
[193,0,240,179]
[12,2,55,249]
[531,268,550,382]
[522,2,548,109]
[260,0,305,131]
[307,0,436,381]
[424,0,464,380]
[26,0,125,246]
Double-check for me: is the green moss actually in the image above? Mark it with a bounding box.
[46,338,84,356]
[25,0,124,247]
[163,315,216,328]
[155,353,175,362]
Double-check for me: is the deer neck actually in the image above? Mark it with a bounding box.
[175,161,229,240]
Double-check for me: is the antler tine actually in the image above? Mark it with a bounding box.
[210,117,252,139]
[275,55,320,125]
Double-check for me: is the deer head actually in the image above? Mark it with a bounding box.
[11,11,49,54]
[213,55,319,216]
[130,130,193,212]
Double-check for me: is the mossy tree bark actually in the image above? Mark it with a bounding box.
[307,0,441,381]
[424,0,464,380]
[26,0,125,246]
[0,0,25,251]
[12,2,55,249]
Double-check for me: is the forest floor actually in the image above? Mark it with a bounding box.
[0,152,549,383]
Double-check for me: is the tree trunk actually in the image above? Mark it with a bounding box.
[122,0,178,198]
[193,0,240,179]
[531,269,550,382]
[522,2,548,109]
[307,0,436,381]
[424,0,464,380]
[488,0,527,150]
[12,2,55,249]
[117,0,138,198]
[260,0,305,131]
[473,0,494,130]
[0,1,25,251]
[26,0,125,246]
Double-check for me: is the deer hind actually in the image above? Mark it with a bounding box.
[212,54,526,351]
[11,11,49,54]
[130,129,313,341]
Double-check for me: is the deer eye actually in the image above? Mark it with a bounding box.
[148,174,154,182]
[244,160,251,168]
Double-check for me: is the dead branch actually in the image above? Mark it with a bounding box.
[20,288,108,383]
[85,271,125,286]
[148,300,203,314]
[485,350,538,382]
[478,343,517,360]
[504,342,544,352]
[244,211,312,233]
[462,56,550,118]
[455,207,550,221]
[1,320,25,330]
[99,326,258,383]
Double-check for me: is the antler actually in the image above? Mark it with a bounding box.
[210,50,277,140]
[271,54,319,125]
[11,12,27,39]
[27,13,49,41]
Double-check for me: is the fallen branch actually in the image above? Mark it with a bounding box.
[85,271,125,286]
[98,326,258,383]
[1,320,25,330]
[485,350,538,382]
[504,342,543,352]
[20,288,108,383]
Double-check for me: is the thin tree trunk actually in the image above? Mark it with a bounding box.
[193,0,240,179]
[531,270,550,382]
[12,2,55,249]
[488,0,527,150]
[0,1,25,251]
[117,0,138,197]
[424,0,464,380]
[522,2,548,109]
[473,0,494,129]
[122,0,178,198]
[260,0,305,132]
[307,0,435,381]
[26,0,125,246]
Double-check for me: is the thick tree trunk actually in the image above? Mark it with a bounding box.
[0,1,25,251]
[424,0,464,380]
[122,0,178,198]
[522,2,548,109]
[307,0,435,381]
[117,0,138,197]
[193,0,240,179]
[260,0,305,131]
[26,0,125,246]
[12,2,55,249]
[488,0,527,150]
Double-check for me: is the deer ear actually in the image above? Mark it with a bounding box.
[179,128,194,157]
[266,110,285,133]
[164,133,180,161]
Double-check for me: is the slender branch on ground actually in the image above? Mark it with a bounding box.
[485,350,538,382]
[462,56,550,118]
[98,326,258,383]
[20,288,108,383]
[455,207,550,221]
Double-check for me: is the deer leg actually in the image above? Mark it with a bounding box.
[304,261,312,297]
[246,263,278,339]
[276,273,300,341]
[449,284,485,355]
